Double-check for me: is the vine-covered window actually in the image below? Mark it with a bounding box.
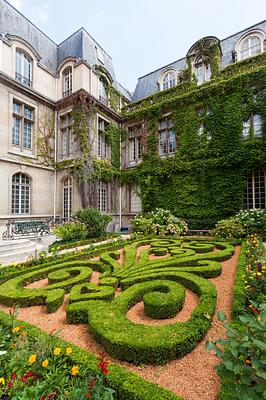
[63,176,72,220]
[158,117,176,155]
[16,50,32,86]
[128,126,142,161]
[12,100,34,150]
[99,78,108,105]
[98,117,109,159]
[161,70,176,91]
[194,56,211,84]
[12,173,30,214]
[60,113,72,158]
[239,36,263,60]
[197,124,211,143]
[98,183,107,212]
[63,68,72,97]
[242,114,262,139]
[245,170,266,209]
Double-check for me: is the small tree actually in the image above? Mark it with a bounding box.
[74,208,112,238]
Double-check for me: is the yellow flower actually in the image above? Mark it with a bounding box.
[28,354,36,364]
[53,347,61,356]
[71,365,79,376]
[11,343,16,349]
[0,377,5,386]
[66,347,72,355]
[42,359,49,368]
[12,326,20,334]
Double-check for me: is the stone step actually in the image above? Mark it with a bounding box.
[0,241,45,266]
[0,239,34,253]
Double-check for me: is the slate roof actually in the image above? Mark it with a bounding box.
[0,0,131,100]
[132,20,266,101]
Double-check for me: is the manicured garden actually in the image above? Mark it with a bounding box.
[0,208,265,399]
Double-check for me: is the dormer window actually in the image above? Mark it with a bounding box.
[63,68,72,97]
[15,50,32,86]
[194,56,211,84]
[239,36,262,60]
[235,31,265,61]
[99,77,108,105]
[160,70,176,91]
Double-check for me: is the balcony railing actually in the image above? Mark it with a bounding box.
[15,72,32,87]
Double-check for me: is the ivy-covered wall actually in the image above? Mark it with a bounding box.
[122,57,266,226]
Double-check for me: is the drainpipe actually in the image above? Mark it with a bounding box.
[119,123,122,230]
[53,77,58,220]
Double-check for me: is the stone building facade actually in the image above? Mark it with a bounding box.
[0,0,265,229]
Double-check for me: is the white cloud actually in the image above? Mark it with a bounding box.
[37,2,50,24]
[8,0,23,11]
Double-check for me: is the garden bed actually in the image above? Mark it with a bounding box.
[0,237,242,399]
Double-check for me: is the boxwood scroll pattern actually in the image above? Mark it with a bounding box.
[0,238,235,365]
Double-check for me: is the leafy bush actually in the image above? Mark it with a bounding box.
[214,209,266,240]
[74,208,112,238]
[53,222,87,242]
[0,310,115,400]
[132,208,188,236]
[206,307,266,400]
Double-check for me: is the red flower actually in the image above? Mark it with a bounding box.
[10,373,17,380]
[21,375,27,382]
[7,381,13,389]
[27,370,33,378]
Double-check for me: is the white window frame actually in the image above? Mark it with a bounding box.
[128,126,143,161]
[11,173,30,214]
[63,176,72,220]
[158,117,176,156]
[97,115,109,159]
[235,30,265,61]
[245,170,266,209]
[98,184,107,213]
[242,114,262,139]
[194,56,211,85]
[60,112,72,158]
[63,68,72,97]
[12,100,34,151]
[160,70,177,91]
[15,49,32,86]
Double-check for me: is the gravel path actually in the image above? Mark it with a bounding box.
[0,246,240,400]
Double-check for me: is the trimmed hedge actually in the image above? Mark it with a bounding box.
[0,311,180,400]
[87,272,217,364]
[143,280,185,319]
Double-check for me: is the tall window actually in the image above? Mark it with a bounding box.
[194,56,211,84]
[161,71,176,91]
[16,50,32,86]
[97,117,109,159]
[12,101,34,150]
[12,173,30,214]
[130,187,142,213]
[63,177,72,220]
[129,126,142,161]
[99,78,108,105]
[63,68,72,97]
[242,114,262,139]
[245,170,266,209]
[239,36,262,60]
[98,183,107,212]
[159,117,176,156]
[60,113,72,158]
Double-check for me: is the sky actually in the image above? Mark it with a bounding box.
[7,0,266,92]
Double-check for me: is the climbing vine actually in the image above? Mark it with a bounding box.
[121,54,266,227]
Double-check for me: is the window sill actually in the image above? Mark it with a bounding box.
[9,149,36,159]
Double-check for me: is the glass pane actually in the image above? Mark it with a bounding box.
[13,102,21,114]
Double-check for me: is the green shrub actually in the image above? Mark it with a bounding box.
[132,208,188,236]
[206,307,266,400]
[74,208,112,238]
[214,217,245,239]
[53,222,87,242]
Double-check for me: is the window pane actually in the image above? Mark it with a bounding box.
[24,106,33,120]
[23,121,32,148]
[12,173,30,214]
[12,117,21,146]
[13,102,21,115]
[253,114,262,137]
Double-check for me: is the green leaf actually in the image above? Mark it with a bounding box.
[217,311,226,322]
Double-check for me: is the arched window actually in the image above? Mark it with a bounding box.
[15,49,32,86]
[63,177,72,220]
[239,36,262,60]
[99,77,108,105]
[194,56,211,84]
[161,71,176,90]
[63,68,72,97]
[12,173,30,214]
